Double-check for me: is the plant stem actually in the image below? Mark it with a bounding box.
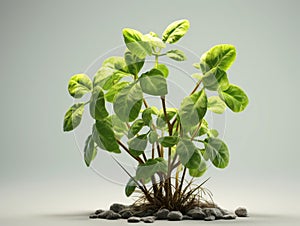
[161,96,172,135]
[155,55,159,68]
[190,79,202,95]
[117,140,144,164]
[178,167,187,196]
[143,99,149,108]
[191,120,202,141]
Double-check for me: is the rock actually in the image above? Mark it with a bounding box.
[97,210,115,219]
[186,208,206,220]
[235,207,248,217]
[204,215,216,221]
[119,209,133,219]
[94,209,105,215]
[216,206,231,215]
[182,215,193,220]
[167,211,183,221]
[89,214,98,219]
[127,217,141,223]
[109,203,127,213]
[134,209,155,217]
[155,208,170,219]
[141,216,156,223]
[106,212,121,220]
[203,208,223,219]
[223,214,237,220]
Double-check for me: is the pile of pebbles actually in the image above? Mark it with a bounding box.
[89,203,248,223]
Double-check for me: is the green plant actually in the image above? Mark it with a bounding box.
[63,19,248,211]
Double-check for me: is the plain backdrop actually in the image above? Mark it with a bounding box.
[0,0,299,225]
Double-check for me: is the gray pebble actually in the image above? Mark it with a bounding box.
[127,216,141,223]
[203,208,223,219]
[204,215,216,221]
[182,215,193,220]
[223,214,237,220]
[142,216,156,223]
[97,210,114,219]
[235,207,248,217]
[187,208,206,220]
[155,208,170,219]
[216,206,231,215]
[94,209,105,215]
[119,209,133,219]
[109,203,127,213]
[167,211,183,221]
[106,212,121,220]
[89,214,98,219]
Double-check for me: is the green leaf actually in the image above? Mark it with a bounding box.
[193,63,201,69]
[68,74,92,98]
[166,49,187,61]
[156,64,169,78]
[136,158,168,181]
[128,134,148,157]
[84,135,97,167]
[198,119,208,136]
[200,44,236,73]
[207,96,226,114]
[149,131,159,144]
[125,178,137,197]
[144,34,166,49]
[189,159,207,177]
[162,19,190,44]
[185,148,202,169]
[105,81,129,103]
[219,84,249,112]
[124,50,145,76]
[202,67,229,91]
[94,119,121,153]
[158,136,179,147]
[63,103,85,132]
[113,82,143,122]
[128,119,145,138]
[179,89,207,130]
[156,108,177,128]
[176,139,197,166]
[89,86,109,120]
[123,28,152,58]
[204,137,229,169]
[102,56,128,72]
[207,129,219,137]
[139,69,168,96]
[109,115,128,139]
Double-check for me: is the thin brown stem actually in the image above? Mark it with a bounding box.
[142,153,148,162]
[117,140,144,164]
[161,96,172,135]
[191,120,202,141]
[178,167,187,196]
[143,98,149,108]
[190,79,202,95]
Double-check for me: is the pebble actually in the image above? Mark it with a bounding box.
[204,215,216,221]
[106,212,121,220]
[127,216,141,223]
[155,208,170,219]
[119,209,133,219]
[167,211,183,221]
[223,214,237,220]
[94,209,105,215]
[141,216,156,223]
[235,207,248,217]
[203,208,223,219]
[109,203,127,213]
[182,215,193,220]
[186,208,206,220]
[97,210,114,219]
[89,214,98,219]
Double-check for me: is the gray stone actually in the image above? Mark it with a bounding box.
[106,212,121,220]
[109,203,127,213]
[186,208,206,220]
[223,214,237,220]
[182,215,193,220]
[94,209,105,215]
[167,211,183,221]
[134,209,155,217]
[235,207,248,217]
[97,210,115,219]
[155,208,170,219]
[216,206,230,215]
[89,214,98,219]
[127,217,141,223]
[119,209,133,219]
[203,208,223,219]
[204,215,216,221]
[141,216,156,223]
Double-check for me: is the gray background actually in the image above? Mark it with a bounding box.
[1,0,299,225]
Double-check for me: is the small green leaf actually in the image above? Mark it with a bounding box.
[94,119,121,153]
[144,34,166,49]
[102,56,128,72]
[158,136,179,147]
[136,158,168,181]
[162,19,190,44]
[124,50,145,76]
[123,28,152,58]
[166,49,187,61]
[128,134,148,157]
[125,178,137,197]
[63,103,85,132]
[89,87,109,120]
[104,81,129,103]
[113,82,143,122]
[207,129,219,137]
[202,67,229,91]
[207,96,226,114]
[204,137,229,169]
[110,115,128,139]
[68,74,92,98]
[193,63,201,69]
[189,159,207,177]
[156,108,177,128]
[200,44,236,73]
[128,119,145,138]
[185,148,202,169]
[219,84,249,112]
[176,139,197,166]
[179,89,207,130]
[139,69,168,96]
[84,135,97,167]
[149,131,159,144]
[156,64,169,78]
[142,108,153,125]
